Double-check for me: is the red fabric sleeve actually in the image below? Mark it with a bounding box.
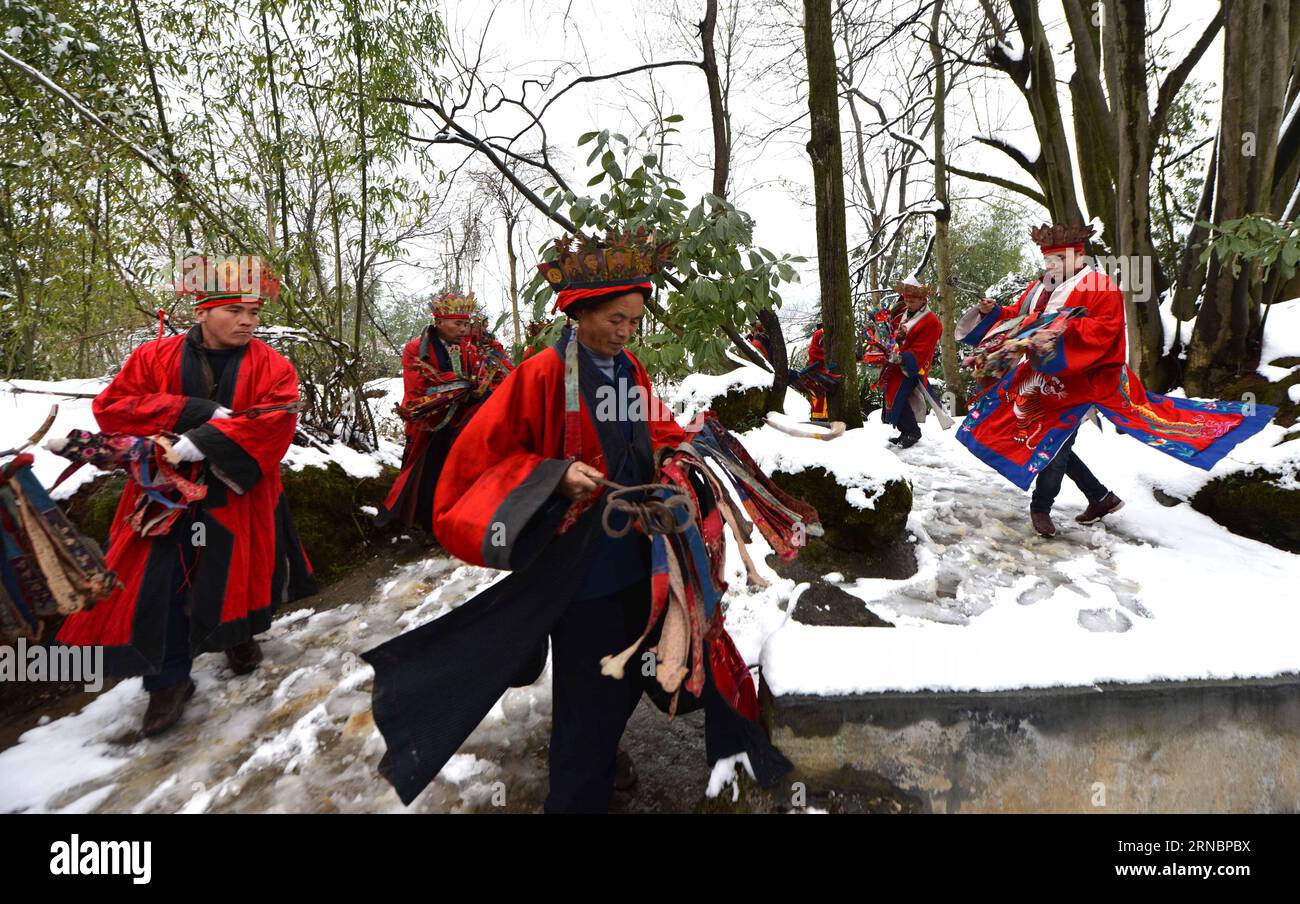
[1032,275,1127,377]
[901,313,943,376]
[434,355,567,567]
[92,340,191,435]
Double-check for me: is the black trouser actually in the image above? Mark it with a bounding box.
[142,529,197,692]
[1030,428,1109,514]
[545,578,652,814]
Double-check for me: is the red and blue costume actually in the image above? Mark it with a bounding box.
[956,265,1276,492]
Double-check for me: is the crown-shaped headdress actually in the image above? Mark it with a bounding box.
[894,279,932,301]
[175,254,280,308]
[537,229,676,313]
[430,290,477,320]
[1029,223,1095,254]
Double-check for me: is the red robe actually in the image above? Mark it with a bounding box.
[434,336,687,567]
[57,326,316,674]
[881,307,942,419]
[378,327,477,529]
[807,328,825,367]
[956,267,1277,488]
[364,330,791,803]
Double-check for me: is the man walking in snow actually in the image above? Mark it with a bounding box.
[57,255,317,735]
[954,224,1275,538]
[881,279,943,448]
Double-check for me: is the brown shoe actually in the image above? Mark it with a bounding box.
[1076,492,1124,525]
[1030,511,1057,538]
[142,679,196,737]
[225,638,264,676]
[613,747,638,792]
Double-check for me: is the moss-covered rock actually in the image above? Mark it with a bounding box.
[708,385,769,433]
[280,462,401,584]
[772,467,911,551]
[1190,468,1300,554]
[62,474,128,547]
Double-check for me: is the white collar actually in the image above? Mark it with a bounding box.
[1042,265,1092,313]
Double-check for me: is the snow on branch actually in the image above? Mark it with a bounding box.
[974,132,1040,173]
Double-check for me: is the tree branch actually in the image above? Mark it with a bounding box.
[947,163,1047,206]
[1152,6,1225,137]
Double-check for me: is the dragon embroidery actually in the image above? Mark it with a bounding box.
[1009,370,1067,446]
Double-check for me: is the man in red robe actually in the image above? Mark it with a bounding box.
[363,231,792,812]
[375,291,476,530]
[956,224,1276,537]
[881,279,943,448]
[57,256,316,735]
[745,321,772,362]
[805,325,830,422]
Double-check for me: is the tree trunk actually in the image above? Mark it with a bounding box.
[1185,0,1296,396]
[803,0,862,427]
[261,10,292,262]
[930,0,959,394]
[1062,0,1118,247]
[129,0,193,250]
[758,307,788,413]
[1106,0,1170,389]
[701,0,729,198]
[353,14,367,354]
[505,215,521,348]
[1006,0,1085,225]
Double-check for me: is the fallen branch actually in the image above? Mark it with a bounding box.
[763,414,846,440]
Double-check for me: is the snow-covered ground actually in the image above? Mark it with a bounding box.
[668,359,1300,697]
[758,414,1300,695]
[1258,298,1300,383]
[0,559,556,813]
[2,356,1299,811]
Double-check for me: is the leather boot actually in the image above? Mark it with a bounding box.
[1030,511,1058,538]
[225,638,264,676]
[142,679,196,737]
[1076,492,1124,525]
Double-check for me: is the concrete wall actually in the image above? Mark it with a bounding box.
[765,675,1300,813]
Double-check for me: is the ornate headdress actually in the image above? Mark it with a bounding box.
[536,229,676,314]
[175,255,280,308]
[1030,223,1095,255]
[894,279,932,301]
[430,290,477,321]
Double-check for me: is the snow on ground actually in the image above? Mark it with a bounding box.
[757,413,1300,696]
[0,559,555,813]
